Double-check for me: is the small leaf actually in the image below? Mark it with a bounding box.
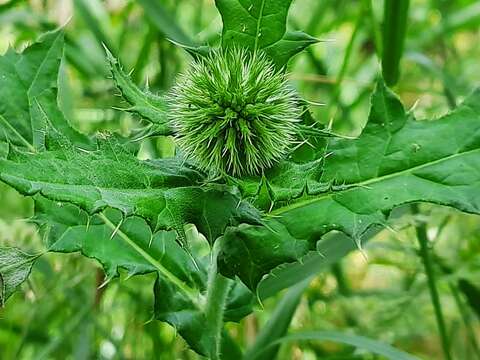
[0,247,41,306]
[264,31,319,68]
[215,0,317,67]
[0,30,91,150]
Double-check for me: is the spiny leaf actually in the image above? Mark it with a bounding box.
[264,31,319,68]
[219,81,480,291]
[256,230,378,301]
[0,247,41,306]
[35,198,204,288]
[105,49,173,135]
[34,197,255,352]
[0,130,260,244]
[0,30,91,150]
[214,0,317,67]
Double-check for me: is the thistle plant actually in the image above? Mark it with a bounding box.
[168,47,301,176]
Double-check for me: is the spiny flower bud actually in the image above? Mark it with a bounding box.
[168,47,301,176]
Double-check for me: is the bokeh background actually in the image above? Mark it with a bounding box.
[0,0,479,359]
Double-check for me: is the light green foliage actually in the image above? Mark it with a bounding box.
[169,47,301,176]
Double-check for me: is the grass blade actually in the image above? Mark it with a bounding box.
[270,331,420,360]
[137,0,194,46]
[245,278,311,360]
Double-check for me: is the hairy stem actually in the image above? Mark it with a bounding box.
[412,204,452,360]
[205,243,232,360]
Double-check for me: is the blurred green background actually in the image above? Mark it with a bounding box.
[0,0,479,359]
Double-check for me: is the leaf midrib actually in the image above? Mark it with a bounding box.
[0,172,200,193]
[271,147,480,215]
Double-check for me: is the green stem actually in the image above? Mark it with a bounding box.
[204,244,232,360]
[412,204,452,360]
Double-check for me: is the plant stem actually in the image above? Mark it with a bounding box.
[412,204,452,360]
[205,243,232,360]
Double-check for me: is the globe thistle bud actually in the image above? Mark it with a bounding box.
[168,47,301,176]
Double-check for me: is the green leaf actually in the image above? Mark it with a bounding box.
[219,81,480,291]
[35,197,253,354]
[105,49,173,135]
[224,281,255,322]
[0,30,91,150]
[244,278,310,360]
[35,198,204,288]
[269,331,419,360]
[382,0,410,86]
[0,131,260,244]
[214,0,317,67]
[154,275,206,353]
[257,231,374,301]
[264,31,319,68]
[0,247,41,306]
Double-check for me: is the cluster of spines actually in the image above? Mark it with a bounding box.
[168,47,301,176]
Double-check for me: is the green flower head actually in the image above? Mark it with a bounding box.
[168,47,301,176]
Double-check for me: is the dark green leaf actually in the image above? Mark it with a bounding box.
[257,231,373,301]
[214,0,317,67]
[154,275,207,354]
[219,81,480,291]
[0,30,91,150]
[0,131,260,244]
[0,247,40,306]
[35,198,204,288]
[224,281,255,322]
